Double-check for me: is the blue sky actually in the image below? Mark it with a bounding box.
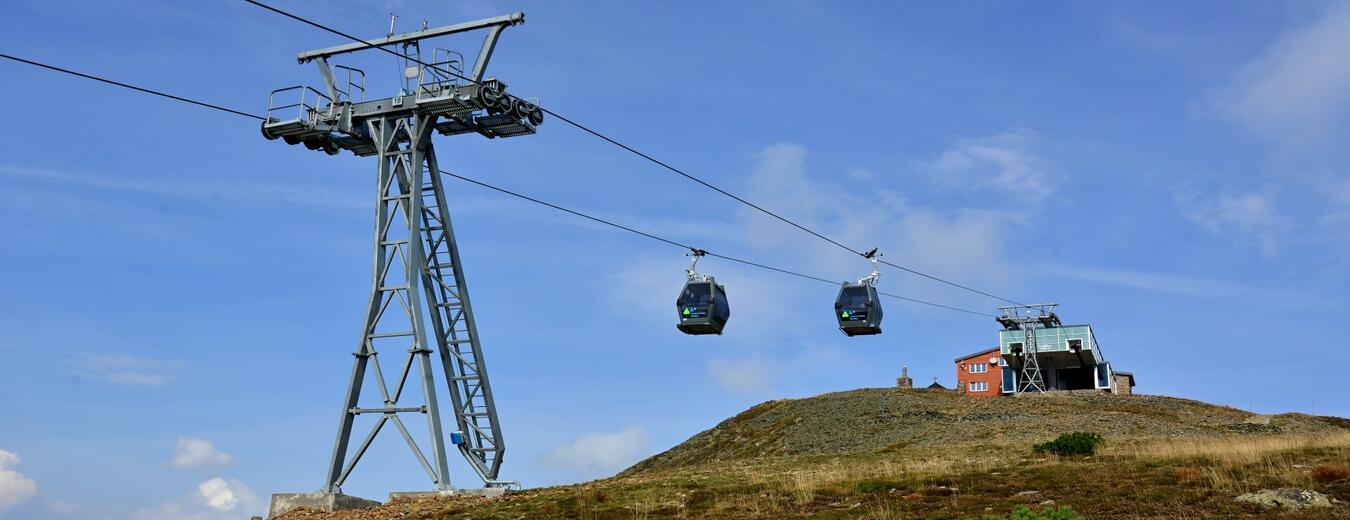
[3,1,1350,518]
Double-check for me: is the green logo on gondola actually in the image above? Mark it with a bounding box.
[841,310,850,318]
[683,307,692,316]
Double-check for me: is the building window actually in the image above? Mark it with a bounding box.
[969,381,988,392]
[969,362,988,374]
[998,357,1008,367]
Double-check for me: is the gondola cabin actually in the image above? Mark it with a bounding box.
[676,278,730,335]
[835,283,882,336]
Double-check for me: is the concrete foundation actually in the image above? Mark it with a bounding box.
[388,487,508,501]
[267,492,380,518]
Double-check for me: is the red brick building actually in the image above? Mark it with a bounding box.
[955,347,1004,396]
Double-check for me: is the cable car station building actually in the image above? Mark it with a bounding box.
[954,322,1133,396]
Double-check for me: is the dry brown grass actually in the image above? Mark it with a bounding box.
[1108,431,1350,493]
[1109,431,1350,464]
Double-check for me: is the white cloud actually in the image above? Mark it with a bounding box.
[1177,190,1284,255]
[172,438,232,469]
[196,478,237,511]
[132,478,259,520]
[543,427,650,474]
[736,141,1021,292]
[0,450,37,515]
[66,353,184,386]
[1213,2,1350,148]
[926,130,1058,202]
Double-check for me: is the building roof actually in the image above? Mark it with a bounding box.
[954,347,999,363]
[926,381,947,389]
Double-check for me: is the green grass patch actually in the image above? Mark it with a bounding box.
[980,505,1084,520]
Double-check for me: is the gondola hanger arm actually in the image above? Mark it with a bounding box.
[857,248,882,286]
[686,248,709,281]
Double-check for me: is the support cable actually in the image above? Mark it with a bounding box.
[438,171,995,317]
[0,49,996,318]
[0,53,265,120]
[238,0,1027,306]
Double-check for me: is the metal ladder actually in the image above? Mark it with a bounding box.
[413,141,507,485]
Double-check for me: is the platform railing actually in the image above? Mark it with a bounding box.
[265,85,333,125]
[332,65,366,104]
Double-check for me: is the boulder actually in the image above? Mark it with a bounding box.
[1235,488,1331,509]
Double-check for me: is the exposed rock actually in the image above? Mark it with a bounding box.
[1235,488,1331,509]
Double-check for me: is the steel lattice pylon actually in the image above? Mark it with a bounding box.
[998,304,1059,395]
[262,12,539,494]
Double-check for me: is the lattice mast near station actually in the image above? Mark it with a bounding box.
[260,12,542,493]
[997,303,1060,395]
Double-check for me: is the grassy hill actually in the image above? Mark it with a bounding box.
[274,388,1350,519]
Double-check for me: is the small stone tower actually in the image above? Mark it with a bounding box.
[896,365,913,389]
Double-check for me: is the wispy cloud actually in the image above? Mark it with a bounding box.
[1211,2,1350,149]
[1175,189,1284,255]
[705,345,854,395]
[543,427,651,475]
[0,450,37,515]
[172,438,232,469]
[0,164,366,211]
[734,142,1023,306]
[1041,264,1255,298]
[66,353,184,386]
[923,129,1059,202]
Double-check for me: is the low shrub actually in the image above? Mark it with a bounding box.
[1033,432,1104,457]
[982,505,1084,520]
[1311,463,1350,482]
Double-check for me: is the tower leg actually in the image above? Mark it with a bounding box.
[316,113,477,494]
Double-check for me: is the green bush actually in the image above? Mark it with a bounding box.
[1032,431,1104,457]
[981,505,1084,520]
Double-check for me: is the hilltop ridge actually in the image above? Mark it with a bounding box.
[625,387,1348,474]
[275,388,1350,519]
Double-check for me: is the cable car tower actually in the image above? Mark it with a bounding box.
[260,12,541,497]
[997,303,1060,394]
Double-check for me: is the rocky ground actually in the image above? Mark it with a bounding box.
[627,388,1349,474]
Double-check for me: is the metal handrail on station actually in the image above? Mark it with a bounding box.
[265,85,333,124]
